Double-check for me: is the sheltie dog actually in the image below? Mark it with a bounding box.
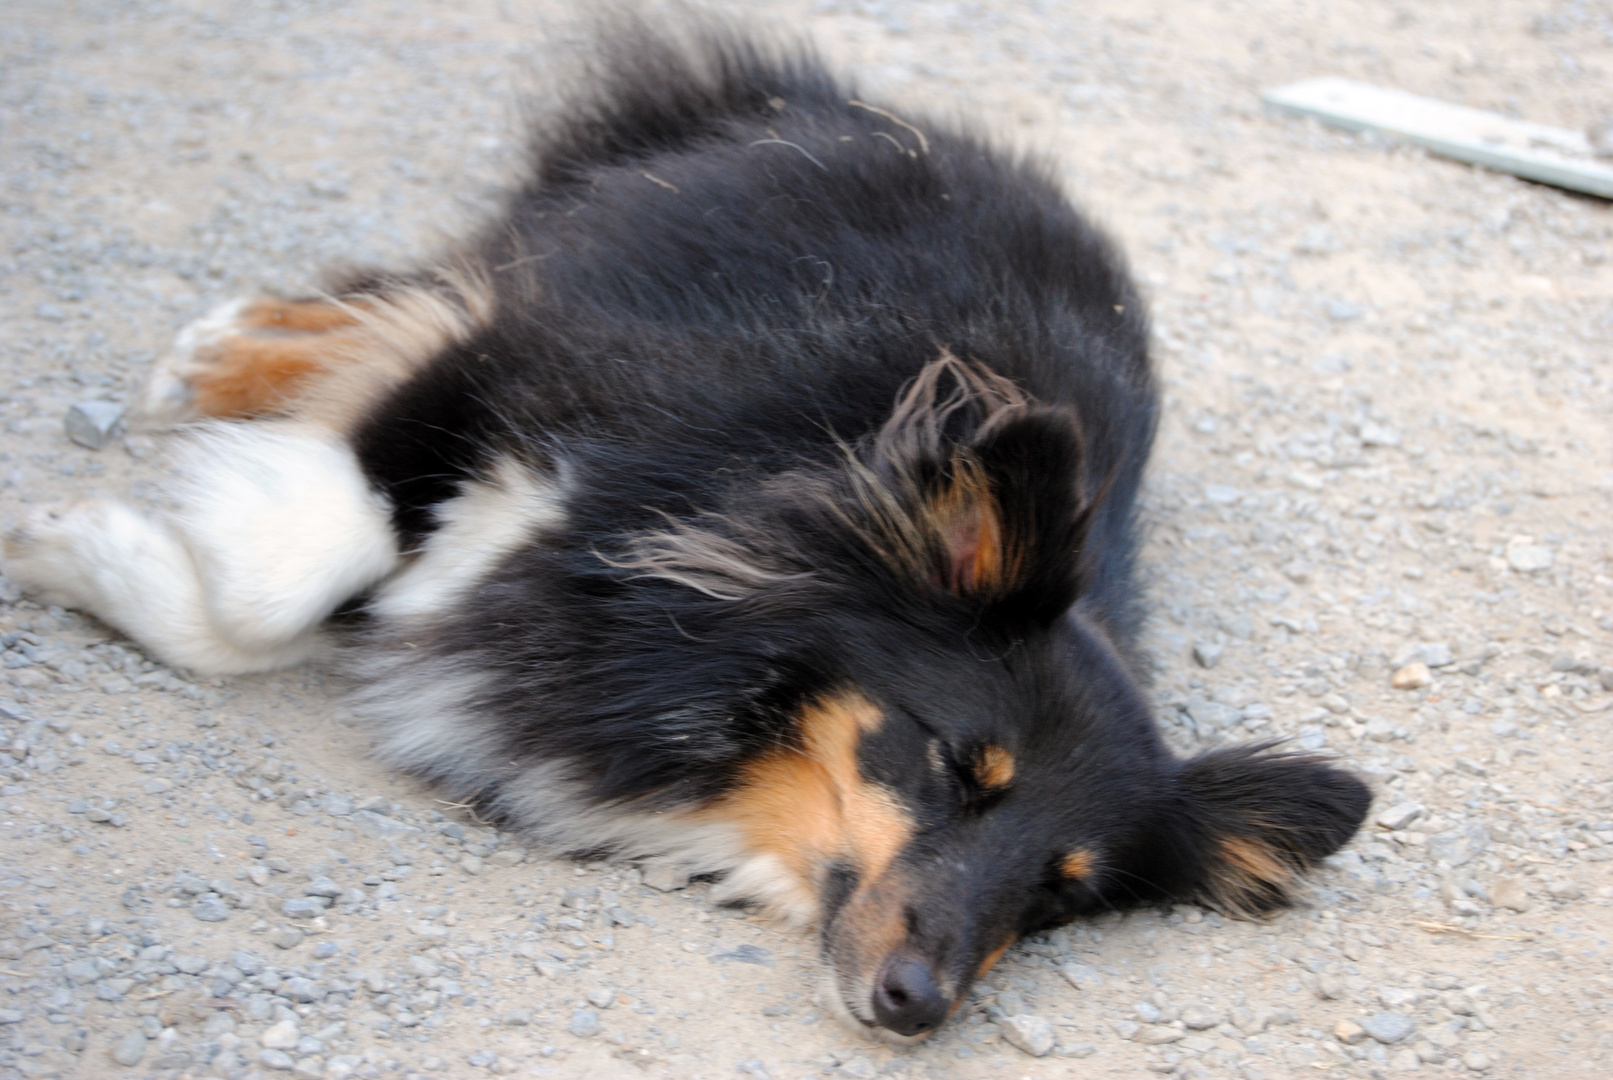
[4,26,1369,1039]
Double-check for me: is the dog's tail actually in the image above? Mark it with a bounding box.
[524,12,841,188]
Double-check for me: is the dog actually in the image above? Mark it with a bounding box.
[3,26,1370,1040]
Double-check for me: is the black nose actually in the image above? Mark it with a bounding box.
[871,956,948,1036]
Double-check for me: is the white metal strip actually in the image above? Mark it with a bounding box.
[1261,77,1613,200]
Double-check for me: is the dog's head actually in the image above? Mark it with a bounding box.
[621,354,1370,1039]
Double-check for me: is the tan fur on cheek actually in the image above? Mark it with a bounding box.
[704,692,914,902]
[706,691,929,1028]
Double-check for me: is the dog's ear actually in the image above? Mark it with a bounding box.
[861,353,1092,620]
[1163,747,1371,913]
[959,409,1090,618]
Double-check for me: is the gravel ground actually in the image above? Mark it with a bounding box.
[3,1,1613,1078]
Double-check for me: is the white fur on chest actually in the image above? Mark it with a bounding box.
[371,454,567,624]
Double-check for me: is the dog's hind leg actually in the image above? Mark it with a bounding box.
[136,296,371,422]
[136,268,493,428]
[2,268,494,673]
[3,423,398,675]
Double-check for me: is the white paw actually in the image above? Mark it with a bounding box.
[133,297,250,424]
[2,502,109,610]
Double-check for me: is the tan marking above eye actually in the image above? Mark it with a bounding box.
[974,744,1015,790]
[1060,847,1095,880]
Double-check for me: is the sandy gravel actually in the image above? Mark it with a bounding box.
[2,1,1612,1078]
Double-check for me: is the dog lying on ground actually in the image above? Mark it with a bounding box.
[3,26,1370,1039]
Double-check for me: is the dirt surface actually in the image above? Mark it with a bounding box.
[3,1,1613,1078]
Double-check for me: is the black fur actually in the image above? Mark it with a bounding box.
[347,26,1370,1035]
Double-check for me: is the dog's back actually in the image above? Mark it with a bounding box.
[356,30,1158,637]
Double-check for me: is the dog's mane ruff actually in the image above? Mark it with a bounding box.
[837,351,1031,593]
[350,643,819,924]
[871,350,1029,470]
[599,511,811,601]
[603,352,1043,603]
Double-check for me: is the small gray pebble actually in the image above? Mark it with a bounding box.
[64,401,127,450]
[319,793,355,816]
[1055,1042,1098,1058]
[311,941,338,959]
[1419,642,1454,668]
[1428,822,1488,867]
[709,943,773,966]
[350,809,421,840]
[65,960,100,984]
[110,1029,146,1066]
[281,896,331,918]
[269,928,304,950]
[1361,1011,1416,1044]
[259,1047,295,1070]
[1192,641,1224,668]
[0,1008,23,1024]
[568,1008,601,1037]
[1325,299,1360,321]
[192,897,230,923]
[1060,962,1103,990]
[281,976,326,1002]
[232,950,266,975]
[1001,1013,1055,1057]
[1376,802,1425,831]
[304,877,343,898]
